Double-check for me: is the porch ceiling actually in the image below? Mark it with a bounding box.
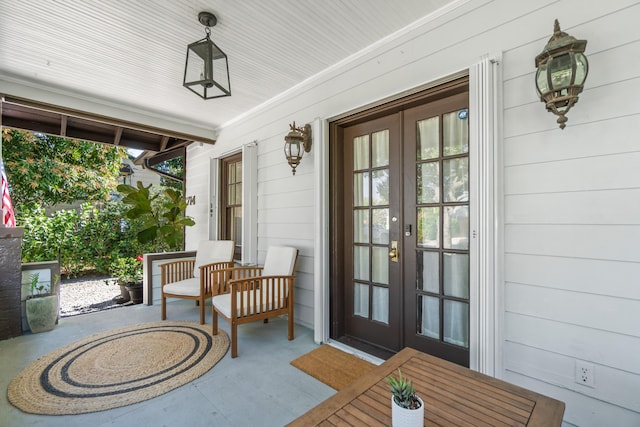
[0,0,456,151]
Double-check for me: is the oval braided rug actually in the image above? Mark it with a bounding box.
[7,321,229,415]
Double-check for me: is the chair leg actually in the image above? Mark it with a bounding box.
[264,319,269,324]
[161,295,167,320]
[199,297,205,324]
[231,322,238,358]
[288,313,294,341]
[212,309,218,335]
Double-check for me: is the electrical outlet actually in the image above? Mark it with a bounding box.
[575,360,595,388]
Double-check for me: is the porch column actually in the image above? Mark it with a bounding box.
[0,226,24,340]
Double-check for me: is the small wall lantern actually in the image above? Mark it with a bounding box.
[183,12,231,100]
[535,19,588,129]
[284,122,312,175]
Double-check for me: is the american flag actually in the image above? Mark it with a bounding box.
[1,157,16,227]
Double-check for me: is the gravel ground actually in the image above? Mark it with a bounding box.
[59,276,125,317]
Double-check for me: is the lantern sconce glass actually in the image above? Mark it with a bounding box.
[183,11,231,100]
[535,19,588,129]
[284,122,312,175]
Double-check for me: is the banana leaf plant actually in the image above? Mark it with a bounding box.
[117,181,195,251]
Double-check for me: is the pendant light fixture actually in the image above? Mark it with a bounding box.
[183,12,231,100]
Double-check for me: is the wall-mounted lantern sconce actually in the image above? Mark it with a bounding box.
[284,122,312,175]
[535,19,588,129]
[183,11,231,100]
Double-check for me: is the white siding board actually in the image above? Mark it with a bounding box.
[503,371,640,427]
[504,253,640,300]
[504,114,640,167]
[505,224,640,262]
[260,223,314,243]
[505,342,640,412]
[505,190,640,225]
[259,176,313,195]
[505,152,640,195]
[505,282,640,337]
[504,313,640,374]
[257,190,314,210]
[259,206,312,224]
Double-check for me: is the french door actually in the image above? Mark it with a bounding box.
[334,81,471,366]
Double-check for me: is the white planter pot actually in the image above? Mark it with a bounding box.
[26,295,58,333]
[391,395,424,427]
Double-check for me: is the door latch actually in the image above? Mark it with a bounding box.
[389,240,399,263]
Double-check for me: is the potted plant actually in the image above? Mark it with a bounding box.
[386,368,424,427]
[109,256,144,304]
[25,273,60,333]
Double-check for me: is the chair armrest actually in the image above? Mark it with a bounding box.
[160,259,196,285]
[228,275,295,317]
[200,262,235,295]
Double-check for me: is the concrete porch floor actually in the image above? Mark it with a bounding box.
[0,300,336,427]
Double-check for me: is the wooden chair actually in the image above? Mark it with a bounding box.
[160,240,234,324]
[211,246,299,358]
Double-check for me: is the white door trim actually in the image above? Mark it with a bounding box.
[469,53,503,376]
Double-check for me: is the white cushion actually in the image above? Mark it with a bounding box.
[212,290,286,318]
[163,278,201,297]
[261,246,297,276]
[193,240,234,278]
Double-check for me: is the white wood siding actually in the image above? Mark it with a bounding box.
[186,0,640,424]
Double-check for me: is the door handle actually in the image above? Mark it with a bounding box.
[389,240,399,263]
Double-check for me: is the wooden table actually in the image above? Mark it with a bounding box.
[287,347,565,426]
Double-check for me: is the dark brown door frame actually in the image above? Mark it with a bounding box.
[329,76,469,350]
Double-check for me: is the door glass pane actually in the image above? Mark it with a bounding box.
[353,135,369,170]
[353,246,369,281]
[371,169,389,206]
[417,295,439,339]
[443,253,469,298]
[353,210,369,244]
[444,206,468,250]
[417,251,439,293]
[417,161,439,203]
[371,208,389,244]
[444,300,469,348]
[443,157,468,203]
[354,283,369,318]
[353,172,370,206]
[372,130,389,167]
[417,207,439,248]
[417,117,439,160]
[372,286,389,324]
[443,111,469,156]
[372,247,389,285]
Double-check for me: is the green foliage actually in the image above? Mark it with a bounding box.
[386,369,421,410]
[28,273,60,298]
[109,256,143,285]
[117,181,194,251]
[1,128,124,212]
[20,201,157,277]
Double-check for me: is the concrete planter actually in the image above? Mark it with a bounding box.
[26,295,58,333]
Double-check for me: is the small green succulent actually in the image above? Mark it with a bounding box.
[386,368,422,409]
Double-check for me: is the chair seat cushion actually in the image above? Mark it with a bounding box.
[163,278,201,297]
[212,291,286,318]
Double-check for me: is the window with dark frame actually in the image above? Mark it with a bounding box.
[220,153,242,261]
